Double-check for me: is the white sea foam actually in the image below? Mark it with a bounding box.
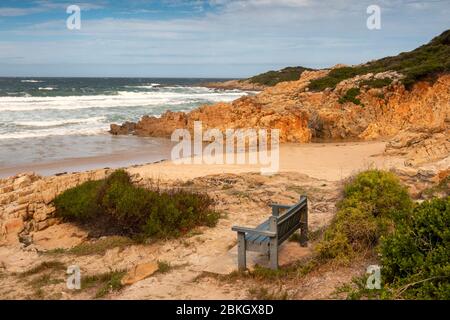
[0,126,107,140]
[0,89,247,111]
[21,80,44,83]
[125,83,160,89]
[38,87,56,91]
[0,86,248,141]
[14,117,105,127]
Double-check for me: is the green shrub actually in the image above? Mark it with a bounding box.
[316,170,413,263]
[54,170,219,239]
[247,66,313,86]
[338,88,363,106]
[380,197,450,299]
[53,180,103,219]
[360,78,393,88]
[309,67,360,91]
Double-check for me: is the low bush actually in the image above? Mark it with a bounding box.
[53,180,103,219]
[316,170,413,263]
[54,170,220,239]
[380,197,450,299]
[337,197,450,300]
[247,66,313,86]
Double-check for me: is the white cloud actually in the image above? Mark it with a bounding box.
[0,1,105,17]
[1,0,448,76]
[0,7,43,16]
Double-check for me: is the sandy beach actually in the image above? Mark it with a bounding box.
[0,140,403,182]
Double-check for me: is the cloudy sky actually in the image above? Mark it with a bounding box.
[0,0,449,77]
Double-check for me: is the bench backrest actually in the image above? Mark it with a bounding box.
[276,196,307,243]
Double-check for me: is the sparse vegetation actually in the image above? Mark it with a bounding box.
[338,87,363,106]
[70,236,135,256]
[422,175,450,199]
[81,270,126,299]
[43,236,136,256]
[54,170,220,239]
[157,260,171,273]
[248,286,292,300]
[20,261,66,277]
[360,78,393,88]
[308,29,450,91]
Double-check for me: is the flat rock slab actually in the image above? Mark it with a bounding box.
[203,241,312,275]
[121,262,159,285]
[32,223,88,251]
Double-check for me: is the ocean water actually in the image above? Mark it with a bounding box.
[0,77,250,174]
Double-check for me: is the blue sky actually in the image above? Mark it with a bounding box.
[0,0,449,77]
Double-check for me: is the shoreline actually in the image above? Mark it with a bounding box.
[0,140,404,182]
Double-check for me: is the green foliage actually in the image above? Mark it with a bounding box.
[247,66,313,86]
[360,78,393,88]
[338,197,450,300]
[316,170,413,263]
[309,29,450,91]
[338,87,363,106]
[309,67,360,91]
[53,180,103,220]
[54,169,219,239]
[380,197,450,299]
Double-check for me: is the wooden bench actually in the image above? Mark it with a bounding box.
[231,196,308,270]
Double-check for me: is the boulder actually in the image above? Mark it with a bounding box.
[110,122,136,135]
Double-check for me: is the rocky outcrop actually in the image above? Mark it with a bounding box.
[203,79,266,91]
[392,157,450,199]
[111,71,450,145]
[110,122,136,136]
[385,127,450,166]
[0,170,112,246]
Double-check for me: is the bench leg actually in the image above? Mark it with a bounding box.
[237,232,246,271]
[269,238,278,270]
[300,208,308,247]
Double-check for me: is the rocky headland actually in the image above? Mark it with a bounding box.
[111,30,449,167]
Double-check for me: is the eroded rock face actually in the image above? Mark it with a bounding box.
[0,170,112,246]
[110,71,450,145]
[392,158,450,199]
[385,127,450,166]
